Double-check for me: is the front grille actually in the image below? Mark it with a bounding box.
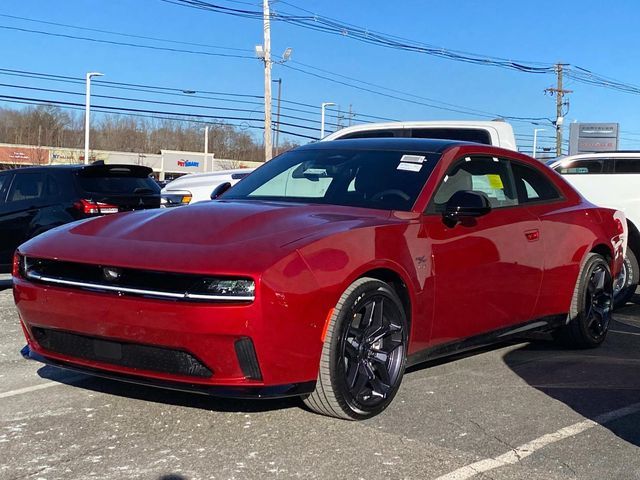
[32,327,212,378]
[20,257,254,303]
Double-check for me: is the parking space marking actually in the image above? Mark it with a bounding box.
[610,329,640,337]
[435,401,640,480]
[0,375,84,399]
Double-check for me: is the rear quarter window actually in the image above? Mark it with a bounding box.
[614,158,640,173]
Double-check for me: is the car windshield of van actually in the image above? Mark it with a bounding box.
[222,148,440,211]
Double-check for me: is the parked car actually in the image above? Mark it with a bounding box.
[161,168,254,207]
[548,152,640,307]
[0,163,160,273]
[15,138,625,420]
[323,120,518,151]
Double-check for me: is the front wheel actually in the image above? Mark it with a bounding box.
[555,253,613,349]
[303,278,408,420]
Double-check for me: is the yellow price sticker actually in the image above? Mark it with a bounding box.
[486,174,504,189]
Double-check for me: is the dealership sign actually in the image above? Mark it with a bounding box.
[0,146,49,165]
[569,123,619,154]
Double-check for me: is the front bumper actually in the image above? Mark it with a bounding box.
[21,345,315,399]
[14,275,325,390]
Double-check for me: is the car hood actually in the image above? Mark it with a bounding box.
[20,200,405,275]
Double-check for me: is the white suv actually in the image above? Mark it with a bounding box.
[549,153,640,306]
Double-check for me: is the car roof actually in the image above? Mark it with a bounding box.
[0,163,152,174]
[298,137,474,154]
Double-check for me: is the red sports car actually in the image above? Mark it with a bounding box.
[13,139,627,420]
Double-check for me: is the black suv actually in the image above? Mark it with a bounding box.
[0,163,161,273]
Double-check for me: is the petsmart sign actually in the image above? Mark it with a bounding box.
[162,150,206,173]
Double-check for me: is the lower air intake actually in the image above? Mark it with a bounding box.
[31,327,212,378]
[234,337,262,380]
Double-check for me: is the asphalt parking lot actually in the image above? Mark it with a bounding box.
[1,285,639,480]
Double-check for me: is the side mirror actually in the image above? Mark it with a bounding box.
[443,190,491,227]
[210,182,232,200]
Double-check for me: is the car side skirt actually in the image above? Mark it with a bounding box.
[407,315,567,368]
[20,345,316,399]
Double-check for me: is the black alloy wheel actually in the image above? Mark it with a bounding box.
[304,277,408,420]
[555,253,613,348]
[340,291,405,410]
[583,263,613,341]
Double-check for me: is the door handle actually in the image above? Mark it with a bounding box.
[525,229,540,242]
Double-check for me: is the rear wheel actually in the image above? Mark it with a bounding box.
[303,277,408,420]
[613,249,639,309]
[555,253,613,348]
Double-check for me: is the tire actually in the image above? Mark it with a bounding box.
[613,249,639,309]
[554,253,613,349]
[303,277,408,420]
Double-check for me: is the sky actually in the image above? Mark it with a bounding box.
[1,0,640,155]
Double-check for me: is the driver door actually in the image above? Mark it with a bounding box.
[423,155,544,343]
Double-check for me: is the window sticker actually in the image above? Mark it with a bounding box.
[303,168,328,176]
[486,174,504,189]
[400,155,426,164]
[397,162,422,172]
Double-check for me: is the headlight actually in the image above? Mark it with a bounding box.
[186,278,255,301]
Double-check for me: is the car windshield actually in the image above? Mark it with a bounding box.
[223,148,440,211]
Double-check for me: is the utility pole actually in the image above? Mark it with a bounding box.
[348,104,354,127]
[273,78,282,156]
[545,64,572,157]
[262,0,273,162]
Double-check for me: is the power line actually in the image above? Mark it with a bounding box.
[161,0,556,74]
[0,13,252,52]
[0,24,254,59]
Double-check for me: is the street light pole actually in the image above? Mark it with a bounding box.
[533,128,546,159]
[320,102,336,139]
[84,71,103,164]
[204,125,209,170]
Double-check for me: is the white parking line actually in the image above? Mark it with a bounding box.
[610,329,640,337]
[435,401,640,480]
[0,376,84,399]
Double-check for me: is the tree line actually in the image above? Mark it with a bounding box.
[0,105,298,161]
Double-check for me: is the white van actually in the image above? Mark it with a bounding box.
[322,120,518,151]
[161,168,254,207]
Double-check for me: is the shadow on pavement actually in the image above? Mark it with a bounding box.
[0,279,12,291]
[36,365,300,414]
[503,292,640,447]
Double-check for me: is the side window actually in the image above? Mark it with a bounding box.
[410,128,492,145]
[339,129,400,139]
[0,174,9,204]
[46,174,61,198]
[7,173,46,203]
[510,162,561,204]
[614,158,640,173]
[431,156,517,212]
[557,159,605,174]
